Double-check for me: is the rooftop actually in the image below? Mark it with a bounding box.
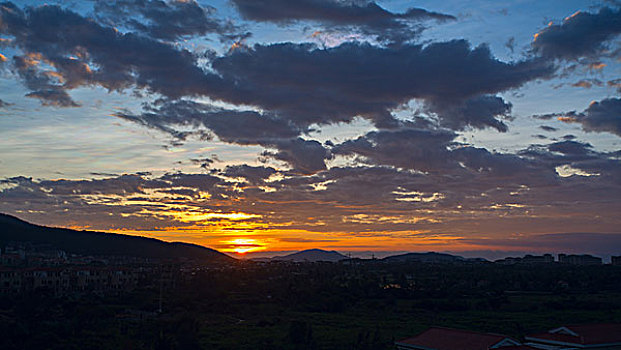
[526,324,621,346]
[396,327,520,350]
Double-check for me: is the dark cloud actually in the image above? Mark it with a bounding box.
[25,89,81,107]
[115,99,301,143]
[539,125,558,132]
[547,140,593,156]
[223,165,276,185]
[531,112,564,120]
[38,174,167,195]
[2,2,553,134]
[0,2,225,104]
[159,173,220,192]
[532,7,621,61]
[190,157,217,169]
[230,0,454,43]
[262,138,332,175]
[212,41,553,130]
[94,0,240,41]
[333,128,457,172]
[11,54,81,107]
[424,95,512,132]
[332,127,554,187]
[560,98,621,136]
[116,100,331,174]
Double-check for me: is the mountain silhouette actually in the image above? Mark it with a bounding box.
[383,251,468,263]
[0,213,233,262]
[272,249,348,262]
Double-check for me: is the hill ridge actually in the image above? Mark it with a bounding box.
[0,213,233,262]
[271,248,348,262]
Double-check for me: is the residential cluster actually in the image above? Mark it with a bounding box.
[0,243,172,295]
[397,324,621,350]
[494,253,612,266]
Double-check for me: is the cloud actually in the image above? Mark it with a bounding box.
[93,0,241,41]
[11,54,81,107]
[424,94,512,132]
[159,173,221,192]
[223,165,276,185]
[2,2,552,134]
[211,40,553,130]
[0,2,225,104]
[532,7,621,61]
[539,125,558,132]
[2,145,620,240]
[25,89,81,107]
[332,127,551,182]
[559,98,621,136]
[115,100,333,173]
[37,174,167,195]
[115,99,302,142]
[333,128,457,172]
[571,78,603,89]
[547,140,593,156]
[230,0,454,43]
[262,138,332,175]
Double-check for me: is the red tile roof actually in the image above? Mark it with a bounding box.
[397,327,516,350]
[526,324,621,345]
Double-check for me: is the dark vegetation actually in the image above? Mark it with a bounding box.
[1,260,620,350]
[1,214,620,349]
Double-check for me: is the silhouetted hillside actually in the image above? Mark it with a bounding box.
[383,252,468,263]
[273,249,348,262]
[0,213,233,262]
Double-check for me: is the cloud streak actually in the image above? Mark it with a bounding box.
[230,0,454,43]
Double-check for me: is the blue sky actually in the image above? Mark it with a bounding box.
[0,0,620,258]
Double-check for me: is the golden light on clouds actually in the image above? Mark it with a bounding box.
[172,211,261,222]
[223,238,266,254]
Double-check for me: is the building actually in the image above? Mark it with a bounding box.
[611,256,621,266]
[558,254,602,266]
[395,327,531,350]
[522,254,555,264]
[525,324,621,349]
[496,254,555,265]
[0,267,22,294]
[0,266,141,295]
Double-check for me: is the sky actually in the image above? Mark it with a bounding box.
[0,0,620,260]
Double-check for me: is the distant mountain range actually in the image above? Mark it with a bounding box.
[383,252,487,263]
[254,249,349,262]
[0,213,233,262]
[0,214,492,264]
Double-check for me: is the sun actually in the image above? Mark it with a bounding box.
[226,238,266,255]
